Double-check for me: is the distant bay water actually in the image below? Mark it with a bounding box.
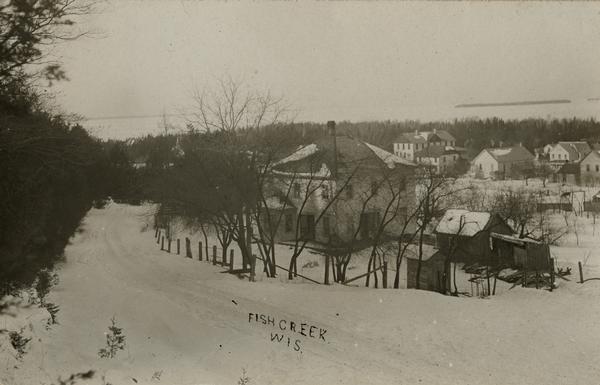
[83,99,600,141]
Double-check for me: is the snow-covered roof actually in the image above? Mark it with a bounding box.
[435,209,491,236]
[395,130,456,144]
[556,142,591,161]
[364,142,415,168]
[480,146,535,163]
[489,148,511,156]
[274,144,318,165]
[490,232,542,246]
[272,136,415,175]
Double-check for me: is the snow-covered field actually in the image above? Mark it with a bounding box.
[2,203,600,385]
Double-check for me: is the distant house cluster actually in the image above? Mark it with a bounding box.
[537,141,600,186]
[392,129,463,174]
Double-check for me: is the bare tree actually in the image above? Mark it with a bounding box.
[1,0,96,84]
[274,161,357,280]
[413,166,469,289]
[492,187,566,243]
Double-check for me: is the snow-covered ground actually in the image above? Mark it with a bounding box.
[2,203,600,385]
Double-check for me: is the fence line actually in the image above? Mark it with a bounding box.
[253,255,322,285]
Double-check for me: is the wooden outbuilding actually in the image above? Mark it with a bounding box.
[406,250,450,293]
[434,209,513,265]
[490,233,551,271]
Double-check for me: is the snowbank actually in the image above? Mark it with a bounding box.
[3,203,599,385]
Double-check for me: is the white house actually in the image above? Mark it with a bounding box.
[548,142,591,163]
[580,150,600,185]
[414,146,460,174]
[393,129,456,161]
[470,146,535,179]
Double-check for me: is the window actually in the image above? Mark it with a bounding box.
[479,164,482,170]
[370,181,379,195]
[587,165,591,172]
[454,155,457,161]
[321,184,330,200]
[346,183,354,199]
[293,183,301,197]
[596,165,599,172]
[323,216,330,237]
[284,213,293,232]
[402,143,405,150]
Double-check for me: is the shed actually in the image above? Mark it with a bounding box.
[490,233,551,271]
[406,250,450,293]
[434,209,513,265]
[554,162,580,185]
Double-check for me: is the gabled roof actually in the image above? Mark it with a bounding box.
[396,132,428,144]
[433,130,455,142]
[581,150,600,164]
[434,209,492,237]
[395,130,455,144]
[414,145,459,158]
[555,142,591,161]
[479,146,535,163]
[273,136,415,176]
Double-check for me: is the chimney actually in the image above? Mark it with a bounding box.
[327,120,336,136]
[328,121,338,178]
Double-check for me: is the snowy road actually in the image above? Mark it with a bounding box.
[9,204,600,385]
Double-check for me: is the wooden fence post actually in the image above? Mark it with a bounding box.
[382,261,388,289]
[177,239,180,255]
[324,255,330,285]
[212,246,217,265]
[155,227,159,238]
[229,250,234,272]
[198,242,203,261]
[332,257,338,283]
[250,254,257,282]
[578,261,584,283]
[161,236,164,251]
[550,258,555,292]
[222,248,227,266]
[157,231,161,244]
[168,239,172,253]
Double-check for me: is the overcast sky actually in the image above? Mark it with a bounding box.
[53,1,600,139]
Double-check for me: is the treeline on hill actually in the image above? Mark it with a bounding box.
[0,80,136,290]
[124,117,600,163]
[273,118,600,157]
